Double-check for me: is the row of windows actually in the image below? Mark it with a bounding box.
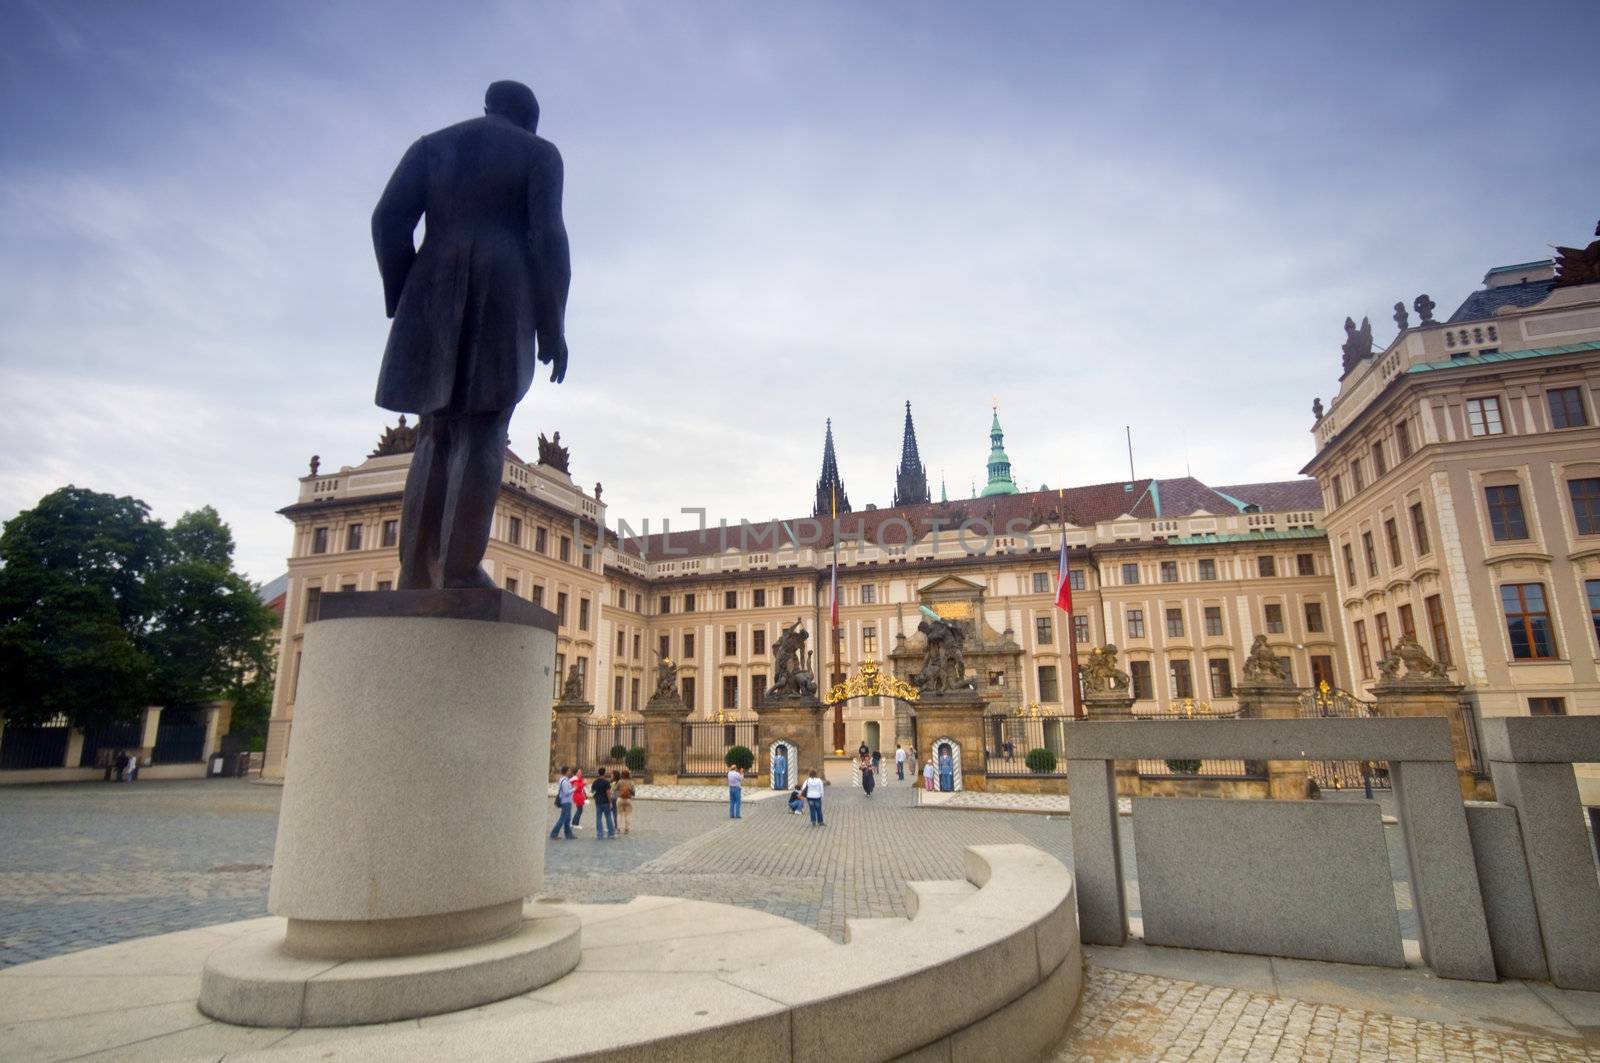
[1483,478,1600,542]
[659,585,804,614]
[1034,654,1336,703]
[1114,600,1326,642]
[1103,554,1317,586]
[502,517,591,569]
[309,519,399,555]
[1343,503,1432,584]
[1327,386,1590,510]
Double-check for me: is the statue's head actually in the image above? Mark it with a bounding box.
[485,80,539,132]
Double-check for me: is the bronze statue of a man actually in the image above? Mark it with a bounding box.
[372,80,571,589]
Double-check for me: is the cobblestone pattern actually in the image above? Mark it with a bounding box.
[1058,966,1600,1062]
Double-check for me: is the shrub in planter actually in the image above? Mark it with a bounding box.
[724,745,755,772]
[1165,758,1203,775]
[624,746,647,771]
[609,743,628,761]
[1025,747,1057,774]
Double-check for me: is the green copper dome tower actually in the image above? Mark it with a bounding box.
[980,406,1018,497]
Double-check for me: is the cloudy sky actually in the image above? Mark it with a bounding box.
[2,1,1596,581]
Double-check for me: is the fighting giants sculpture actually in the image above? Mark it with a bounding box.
[765,618,818,701]
[1082,644,1131,694]
[911,615,977,696]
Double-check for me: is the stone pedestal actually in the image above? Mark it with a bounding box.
[754,696,827,785]
[199,590,580,1027]
[551,698,591,777]
[641,689,691,783]
[1374,677,1481,799]
[1082,691,1139,795]
[1237,681,1309,800]
[915,694,988,791]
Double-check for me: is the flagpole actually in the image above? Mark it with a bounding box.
[1060,490,1084,719]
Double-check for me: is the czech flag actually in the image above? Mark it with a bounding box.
[1055,533,1073,613]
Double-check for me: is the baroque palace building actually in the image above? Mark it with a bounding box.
[263,220,1600,811]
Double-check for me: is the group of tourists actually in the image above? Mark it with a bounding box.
[550,766,635,840]
[785,769,827,825]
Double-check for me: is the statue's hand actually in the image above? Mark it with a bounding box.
[541,337,568,384]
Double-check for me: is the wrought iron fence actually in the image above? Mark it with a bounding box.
[79,719,143,768]
[986,716,1069,776]
[151,709,207,764]
[580,721,645,770]
[1298,683,1391,793]
[0,718,71,771]
[680,720,759,776]
[1094,700,1258,779]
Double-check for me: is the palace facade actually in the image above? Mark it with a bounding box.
[263,220,1600,810]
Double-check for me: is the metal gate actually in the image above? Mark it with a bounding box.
[0,720,70,771]
[152,708,207,764]
[1298,683,1390,793]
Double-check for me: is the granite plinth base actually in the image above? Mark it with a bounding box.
[198,908,581,1027]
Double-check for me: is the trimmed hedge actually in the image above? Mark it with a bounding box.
[1025,747,1058,774]
[625,746,648,771]
[724,745,755,771]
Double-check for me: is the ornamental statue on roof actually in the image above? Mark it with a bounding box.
[537,431,570,473]
[368,415,418,457]
[1553,220,1600,289]
[1340,316,1373,374]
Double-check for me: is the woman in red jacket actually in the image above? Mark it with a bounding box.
[570,768,587,830]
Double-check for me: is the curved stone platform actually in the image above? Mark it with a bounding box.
[0,844,1080,1062]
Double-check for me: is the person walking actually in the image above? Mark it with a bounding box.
[591,769,616,838]
[570,768,586,830]
[923,757,936,792]
[862,759,876,797]
[549,767,575,840]
[615,770,635,834]
[871,749,882,775]
[727,763,744,819]
[802,769,826,826]
[894,745,906,782]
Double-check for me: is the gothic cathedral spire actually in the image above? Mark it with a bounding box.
[892,401,930,507]
[813,418,852,518]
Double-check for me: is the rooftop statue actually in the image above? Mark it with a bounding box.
[372,80,571,590]
[537,431,570,473]
[1413,293,1437,325]
[1393,302,1410,330]
[1553,221,1600,288]
[1340,316,1373,374]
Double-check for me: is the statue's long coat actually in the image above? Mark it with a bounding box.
[371,114,569,415]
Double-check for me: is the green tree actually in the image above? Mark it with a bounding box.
[0,487,164,726]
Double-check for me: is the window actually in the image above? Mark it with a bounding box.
[1126,609,1146,638]
[1311,655,1334,689]
[1425,594,1452,668]
[553,653,564,697]
[1384,518,1402,567]
[1354,620,1371,680]
[617,630,626,655]
[1588,580,1600,649]
[376,579,392,591]
[575,657,587,694]
[312,527,329,554]
[1264,603,1284,634]
[725,590,737,609]
[382,519,398,547]
[1208,658,1233,698]
[1198,559,1216,581]
[1032,572,1050,594]
[580,546,592,571]
[531,585,544,607]
[1068,569,1086,591]
[1466,396,1504,437]
[633,633,640,659]
[631,678,640,712]
[863,625,878,657]
[1395,420,1412,459]
[1331,476,1344,507]
[559,536,571,562]
[1371,442,1387,478]
[659,595,670,614]
[722,675,739,710]
[1297,553,1315,576]
[304,586,322,623]
[1203,606,1223,636]
[614,676,624,710]
[291,649,302,701]
[861,584,876,604]
[556,592,569,628]
[1038,665,1060,702]
[1275,657,1294,684]
[683,593,695,612]
[1362,532,1379,577]
[1485,485,1528,541]
[681,676,695,708]
[1304,601,1325,633]
[1121,563,1140,585]
[1169,660,1193,699]
[1398,603,1416,640]
[1410,503,1430,555]
[1035,616,1053,644]
[754,589,766,607]
[724,629,737,656]
[1548,387,1587,429]
[578,598,590,631]
[751,674,767,705]
[1160,561,1178,583]
[340,581,355,592]
[1569,478,1600,535]
[1165,608,1184,638]
[781,586,795,606]
[682,633,695,658]
[505,577,519,595]
[535,527,548,553]
[1129,660,1153,700]
[507,516,521,546]
[753,629,766,655]
[1343,543,1357,583]
[1529,697,1566,716]
[1501,583,1555,659]
[658,635,670,659]
[1351,459,1365,492]
[1375,612,1392,656]
[1258,555,1276,578]
[1073,615,1089,644]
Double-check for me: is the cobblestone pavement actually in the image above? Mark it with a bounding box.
[1058,967,1600,1061]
